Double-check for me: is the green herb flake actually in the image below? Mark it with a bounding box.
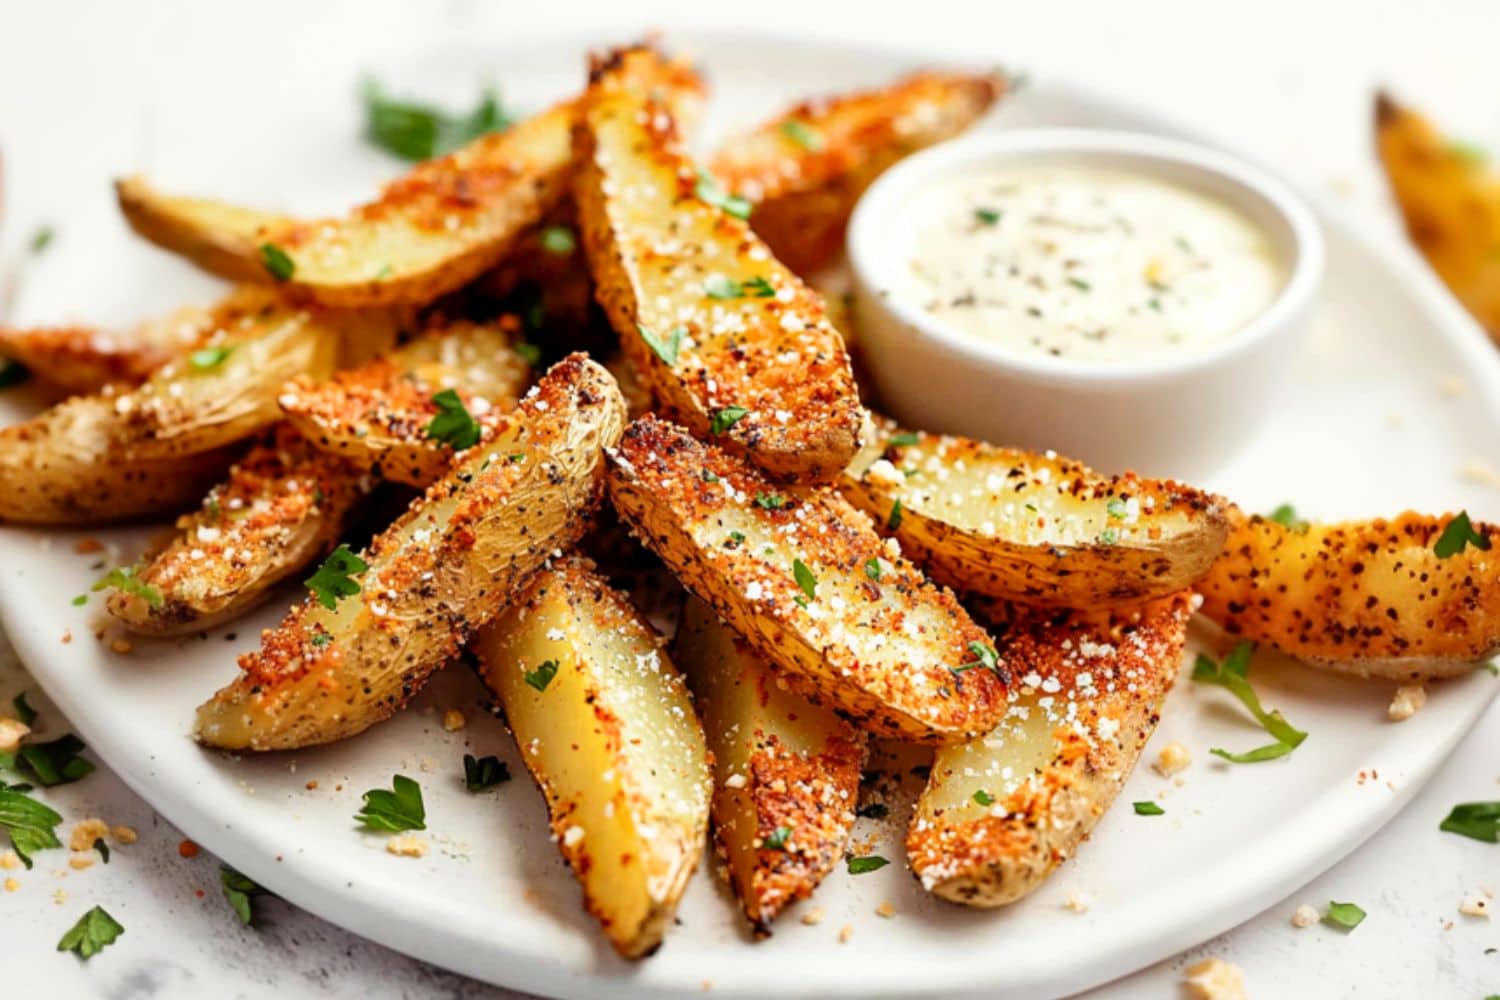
[972,789,995,807]
[755,492,787,511]
[887,432,921,448]
[362,79,512,162]
[727,531,746,547]
[31,226,55,253]
[1439,801,1500,842]
[12,693,36,727]
[887,498,904,531]
[524,659,559,692]
[304,544,368,611]
[742,276,775,297]
[1434,510,1491,558]
[780,119,825,151]
[1133,801,1165,816]
[463,753,511,792]
[0,783,63,868]
[1098,527,1118,545]
[974,207,1002,226]
[515,341,542,367]
[92,565,163,609]
[1106,497,1128,520]
[864,557,882,581]
[92,837,110,864]
[711,405,750,436]
[1322,901,1366,931]
[694,169,752,220]
[763,825,792,850]
[189,345,234,371]
[425,388,482,450]
[71,594,87,607]
[953,640,1000,676]
[57,905,124,960]
[18,734,95,787]
[701,469,720,483]
[1266,503,1309,532]
[539,225,576,255]
[1067,277,1092,292]
[258,242,295,282]
[638,323,684,367]
[846,854,890,875]
[309,631,333,648]
[792,559,817,602]
[0,360,28,391]
[1192,641,1307,763]
[221,866,266,926]
[355,774,426,832]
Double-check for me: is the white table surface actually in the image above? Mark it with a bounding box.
[3,0,1498,995]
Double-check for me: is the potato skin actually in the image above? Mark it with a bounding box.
[1198,507,1500,679]
[0,306,208,393]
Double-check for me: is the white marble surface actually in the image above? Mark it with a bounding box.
[3,0,1499,996]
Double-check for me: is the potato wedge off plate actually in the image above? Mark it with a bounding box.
[1,28,1497,1000]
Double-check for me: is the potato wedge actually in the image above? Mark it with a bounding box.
[193,354,625,750]
[575,49,864,483]
[279,318,532,486]
[675,596,863,934]
[908,592,1192,907]
[841,422,1229,606]
[1198,507,1499,679]
[0,305,210,393]
[117,50,704,309]
[472,556,710,958]
[1375,93,1500,342]
[105,425,368,635]
[710,71,1006,275]
[607,416,1008,743]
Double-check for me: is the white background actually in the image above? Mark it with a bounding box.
[2,0,1498,996]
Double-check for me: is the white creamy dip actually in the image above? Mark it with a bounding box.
[897,165,1283,363]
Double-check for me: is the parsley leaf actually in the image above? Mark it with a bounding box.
[355,775,426,832]
[972,789,995,807]
[1133,801,1165,816]
[1266,503,1308,531]
[12,693,36,727]
[57,905,124,960]
[1106,497,1129,520]
[463,753,511,791]
[362,79,512,161]
[539,225,576,255]
[887,432,920,448]
[763,825,792,850]
[864,557,882,581]
[704,274,776,300]
[0,783,62,868]
[1322,901,1366,931]
[258,242,295,282]
[304,544,367,611]
[18,734,94,787]
[779,119,825,151]
[953,641,999,676]
[425,388,481,450]
[755,492,787,511]
[792,559,817,602]
[710,405,749,436]
[846,854,889,874]
[1439,801,1500,842]
[524,659,559,692]
[1067,277,1092,292]
[189,345,234,371]
[638,323,684,367]
[974,207,1001,226]
[0,360,28,391]
[887,498,904,531]
[1434,510,1491,558]
[221,866,267,926]
[31,226,55,253]
[93,565,163,609]
[694,169,752,220]
[1192,642,1307,763]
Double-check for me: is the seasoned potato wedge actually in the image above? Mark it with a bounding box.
[908,593,1192,907]
[1375,93,1500,342]
[842,422,1229,606]
[280,319,532,486]
[0,305,211,392]
[472,556,710,958]
[675,596,863,934]
[575,49,864,483]
[710,71,1006,275]
[193,354,626,750]
[607,416,1008,743]
[1199,507,1499,679]
[116,50,704,309]
[106,426,367,635]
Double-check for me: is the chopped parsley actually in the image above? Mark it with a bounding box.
[1106,497,1129,520]
[792,559,817,602]
[221,866,267,926]
[726,531,746,547]
[57,905,124,960]
[1133,801,1165,816]
[704,274,775,300]
[856,802,889,819]
[31,226,55,253]
[846,854,889,874]
[887,431,920,448]
[972,789,995,807]
[355,774,426,832]
[12,693,36,727]
[258,242,295,282]
[864,557,882,581]
[763,825,792,850]
[1266,503,1308,531]
[887,498,903,530]
[17,734,94,787]
[710,405,749,436]
[309,631,333,648]
[0,782,62,868]
[93,566,163,609]
[779,119,825,151]
[425,388,481,450]
[701,469,720,483]
[1192,641,1307,763]
[1434,510,1491,558]
[1321,901,1366,931]
[362,79,512,161]
[0,360,28,391]
[1066,277,1092,292]
[1439,801,1500,842]
[189,345,234,371]
[1098,527,1118,545]
[755,492,787,510]
[524,659,559,692]
[638,322,684,367]
[304,545,367,611]
[539,225,576,255]
[92,838,109,864]
[953,641,1000,676]
[70,595,87,607]
[974,207,1001,226]
[463,753,511,791]
[694,169,752,220]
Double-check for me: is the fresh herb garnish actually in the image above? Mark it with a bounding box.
[31,226,55,253]
[1266,503,1308,531]
[221,866,267,926]
[694,169,752,220]
[1106,498,1128,520]
[1439,801,1500,842]
[92,838,110,864]
[0,360,28,391]
[974,207,1001,226]
[1322,901,1366,931]
[189,345,234,371]
[258,242,295,282]
[12,693,36,727]
[711,405,749,436]
[17,734,94,787]
[309,631,333,649]
[539,225,576,255]
[727,531,746,547]
[701,470,720,483]
[1067,277,1092,292]
[846,854,889,874]
[1192,641,1307,763]
[524,659,559,692]
[953,641,1000,676]
[362,79,511,161]
[514,341,542,367]
[1434,511,1491,558]
[856,802,889,820]
[864,557,882,581]
[638,323,684,367]
[887,498,903,530]
[763,825,792,850]
[57,905,124,960]
[1133,801,1165,816]
[705,274,776,300]
[792,559,817,602]
[779,119,825,151]
[0,783,62,868]
[425,388,481,450]
[93,565,163,609]
[71,594,88,607]
[887,432,920,448]
[304,544,367,611]
[755,492,787,510]
[972,789,995,807]
[463,753,511,791]
[355,775,426,832]
[741,276,775,297]
[1098,527,1118,545]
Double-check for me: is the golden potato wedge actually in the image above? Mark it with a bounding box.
[116,49,705,309]
[279,318,532,486]
[675,596,864,935]
[106,425,368,635]
[472,556,710,958]
[1199,507,1499,679]
[575,49,864,483]
[1375,92,1500,342]
[607,416,1008,743]
[0,304,210,393]
[908,592,1192,907]
[710,70,1006,275]
[841,422,1229,607]
[193,354,625,750]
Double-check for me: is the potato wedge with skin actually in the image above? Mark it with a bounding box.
[0,305,211,393]
[1375,93,1500,342]
[608,416,1008,743]
[472,557,710,958]
[710,71,1006,275]
[193,354,625,750]
[841,422,1230,607]
[675,596,864,935]
[1198,507,1500,679]
[106,426,368,635]
[575,50,864,483]
[279,318,532,486]
[908,592,1192,907]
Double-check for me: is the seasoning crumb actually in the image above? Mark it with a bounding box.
[1459,888,1493,918]
[875,900,896,919]
[1064,890,1092,913]
[838,923,854,943]
[1388,684,1426,722]
[386,834,429,858]
[800,906,825,926]
[73,537,103,554]
[1459,461,1500,489]
[0,717,29,753]
[305,780,319,791]
[53,888,67,905]
[60,630,72,645]
[67,853,95,871]
[0,850,20,871]
[110,637,132,655]
[69,818,109,852]
[1183,957,1247,1000]
[112,825,138,845]
[178,839,200,858]
[442,709,466,732]
[418,756,435,773]
[3,877,17,892]
[1291,903,1319,928]
[1153,741,1191,777]
[724,773,747,789]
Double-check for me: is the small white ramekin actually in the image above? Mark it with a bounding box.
[846,128,1324,480]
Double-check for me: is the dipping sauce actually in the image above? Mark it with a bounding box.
[898,165,1283,362]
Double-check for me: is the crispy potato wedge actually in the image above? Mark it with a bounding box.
[0,305,211,393]
[908,592,1192,907]
[279,318,532,486]
[1375,93,1500,342]
[710,71,1006,275]
[116,49,704,309]
[575,49,864,483]
[841,422,1229,607]
[193,354,625,750]
[1198,507,1500,679]
[675,596,863,934]
[472,556,710,958]
[106,425,368,635]
[608,416,1008,743]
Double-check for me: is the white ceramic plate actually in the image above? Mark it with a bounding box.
[2,30,1498,1000]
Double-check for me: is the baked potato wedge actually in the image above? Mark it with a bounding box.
[0,305,210,393]
[279,318,532,486]
[472,556,710,958]
[607,416,1008,743]
[575,48,864,483]
[841,422,1230,606]
[193,354,626,750]
[1198,507,1499,679]
[105,425,368,635]
[710,70,1006,275]
[116,49,705,309]
[675,596,864,935]
[1375,92,1500,342]
[908,592,1192,907]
